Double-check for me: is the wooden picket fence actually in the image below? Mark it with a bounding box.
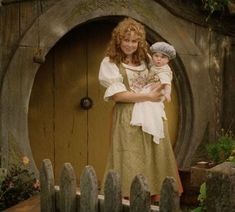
[40,159,180,212]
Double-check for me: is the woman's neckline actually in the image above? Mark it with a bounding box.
[121,62,146,71]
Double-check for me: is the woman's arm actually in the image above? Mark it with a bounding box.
[112,83,164,103]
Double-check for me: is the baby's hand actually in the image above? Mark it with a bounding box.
[164,93,171,102]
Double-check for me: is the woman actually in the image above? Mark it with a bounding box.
[99,17,182,201]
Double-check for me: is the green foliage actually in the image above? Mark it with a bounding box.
[0,157,40,210]
[206,129,235,164]
[201,0,229,20]
[193,182,207,212]
[0,168,7,183]
[227,155,235,162]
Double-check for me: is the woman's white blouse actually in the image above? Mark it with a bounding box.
[99,57,147,101]
[99,57,126,101]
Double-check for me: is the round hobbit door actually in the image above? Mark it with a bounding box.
[28,20,179,184]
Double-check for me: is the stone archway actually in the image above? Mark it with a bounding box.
[1,0,205,174]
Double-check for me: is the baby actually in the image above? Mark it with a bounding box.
[130,41,176,144]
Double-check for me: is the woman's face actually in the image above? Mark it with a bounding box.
[120,31,139,57]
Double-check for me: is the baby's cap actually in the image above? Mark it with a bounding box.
[150,41,176,60]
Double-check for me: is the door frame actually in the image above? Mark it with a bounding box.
[1,0,202,175]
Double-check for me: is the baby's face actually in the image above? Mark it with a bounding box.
[152,52,169,67]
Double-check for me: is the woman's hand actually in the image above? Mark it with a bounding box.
[112,82,164,103]
[147,82,161,90]
[147,83,164,102]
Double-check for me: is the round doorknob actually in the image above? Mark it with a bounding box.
[80,97,93,110]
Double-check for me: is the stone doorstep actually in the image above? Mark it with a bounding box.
[179,170,200,206]
[190,166,209,188]
[190,161,235,188]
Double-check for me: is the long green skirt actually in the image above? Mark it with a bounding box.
[103,102,182,197]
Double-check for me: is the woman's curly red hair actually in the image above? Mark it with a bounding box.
[106,17,150,65]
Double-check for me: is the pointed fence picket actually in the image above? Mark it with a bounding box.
[59,163,76,211]
[104,170,122,212]
[40,159,55,212]
[40,159,180,212]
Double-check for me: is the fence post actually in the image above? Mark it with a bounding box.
[104,170,122,212]
[40,159,55,212]
[59,163,77,212]
[159,176,179,212]
[206,164,235,211]
[130,174,151,212]
[80,165,98,212]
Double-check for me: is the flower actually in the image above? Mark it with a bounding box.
[0,156,39,210]
[22,156,29,166]
[9,182,14,188]
[33,179,40,190]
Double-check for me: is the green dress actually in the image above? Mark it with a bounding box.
[99,57,182,196]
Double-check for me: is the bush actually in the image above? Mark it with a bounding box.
[201,0,229,20]
[0,156,40,210]
[206,129,235,164]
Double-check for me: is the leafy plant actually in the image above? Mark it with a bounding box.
[0,156,40,210]
[201,0,229,20]
[206,129,235,164]
[193,182,207,212]
[227,155,235,163]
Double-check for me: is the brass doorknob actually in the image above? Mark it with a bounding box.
[80,97,93,110]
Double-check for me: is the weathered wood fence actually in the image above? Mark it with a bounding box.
[40,159,180,212]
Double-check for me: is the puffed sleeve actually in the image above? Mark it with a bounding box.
[158,70,172,84]
[151,65,172,85]
[99,57,127,101]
